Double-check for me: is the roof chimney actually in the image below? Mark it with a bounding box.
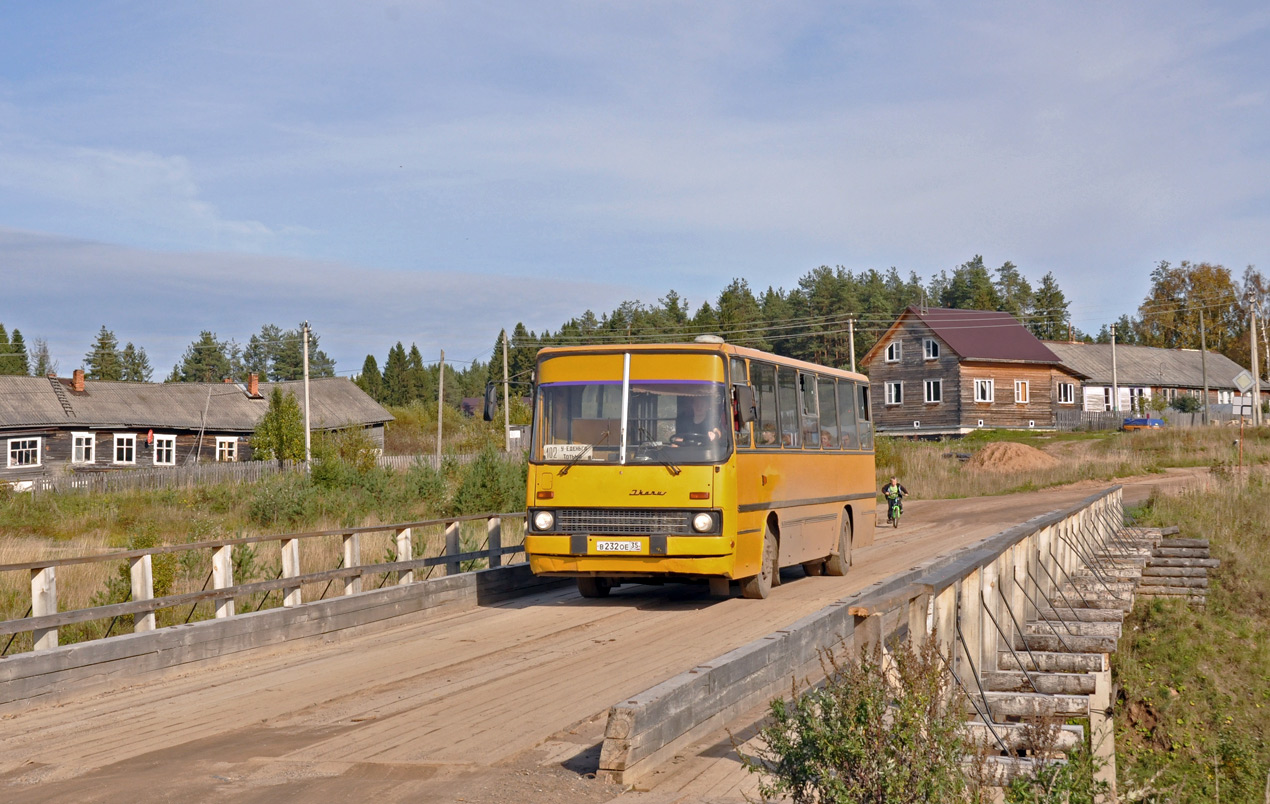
[223,377,232,383]
[73,369,85,393]
[248,373,260,398]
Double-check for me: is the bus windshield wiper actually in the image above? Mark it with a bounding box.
[638,427,681,476]
[558,431,609,476]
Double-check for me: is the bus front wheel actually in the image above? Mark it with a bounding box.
[741,525,777,599]
[577,577,612,598]
[824,513,852,577]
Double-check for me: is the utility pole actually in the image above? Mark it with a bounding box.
[1250,299,1262,427]
[1200,309,1210,426]
[848,318,856,373]
[1110,323,1119,413]
[436,349,445,466]
[502,332,511,452]
[302,321,311,469]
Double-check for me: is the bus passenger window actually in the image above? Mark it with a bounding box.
[752,362,779,446]
[799,373,820,449]
[817,376,838,449]
[730,357,752,448]
[838,380,859,449]
[857,383,874,450]
[777,367,800,448]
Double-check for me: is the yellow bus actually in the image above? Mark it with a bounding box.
[523,336,877,599]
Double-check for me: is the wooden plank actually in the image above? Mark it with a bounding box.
[982,670,1097,695]
[1141,566,1209,578]
[981,691,1089,718]
[1158,538,1208,549]
[1146,557,1219,568]
[997,651,1105,674]
[1152,547,1211,559]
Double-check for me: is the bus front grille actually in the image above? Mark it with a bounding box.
[555,508,693,535]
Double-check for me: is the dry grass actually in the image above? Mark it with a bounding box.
[875,426,1270,500]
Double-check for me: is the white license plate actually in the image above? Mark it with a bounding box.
[595,540,641,553]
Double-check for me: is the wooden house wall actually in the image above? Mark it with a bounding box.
[959,363,1077,429]
[867,319,963,430]
[2,428,256,479]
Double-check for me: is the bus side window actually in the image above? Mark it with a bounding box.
[857,382,874,450]
[817,375,838,450]
[799,373,820,449]
[731,357,752,448]
[837,380,859,449]
[752,362,779,446]
[777,366,800,448]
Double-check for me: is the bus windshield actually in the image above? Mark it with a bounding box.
[536,380,732,465]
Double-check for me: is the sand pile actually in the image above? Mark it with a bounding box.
[966,441,1060,472]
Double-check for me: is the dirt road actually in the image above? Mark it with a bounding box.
[0,469,1202,803]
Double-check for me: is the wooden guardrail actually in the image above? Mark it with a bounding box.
[597,487,1134,786]
[1,512,526,654]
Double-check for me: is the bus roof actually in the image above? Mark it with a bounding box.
[534,341,869,382]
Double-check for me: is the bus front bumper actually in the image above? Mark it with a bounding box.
[524,534,737,578]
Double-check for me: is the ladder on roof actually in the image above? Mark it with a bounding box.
[48,376,76,418]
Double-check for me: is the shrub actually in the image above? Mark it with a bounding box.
[1169,395,1202,413]
[247,475,314,528]
[450,446,524,515]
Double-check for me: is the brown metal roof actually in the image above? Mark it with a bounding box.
[864,306,1064,366]
[0,376,393,432]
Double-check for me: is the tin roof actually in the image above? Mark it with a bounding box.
[0,376,393,432]
[1044,341,1263,390]
[864,306,1065,366]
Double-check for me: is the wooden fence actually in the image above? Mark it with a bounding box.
[0,511,527,656]
[25,451,524,496]
[1056,408,1241,431]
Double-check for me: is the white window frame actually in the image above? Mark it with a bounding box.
[885,381,903,406]
[7,437,41,469]
[923,338,940,360]
[72,432,96,464]
[1058,383,1075,405]
[924,379,942,404]
[114,433,136,465]
[216,437,238,462]
[885,341,902,363]
[1014,380,1030,404]
[153,434,177,466]
[975,379,994,403]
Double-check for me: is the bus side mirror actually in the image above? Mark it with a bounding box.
[483,382,498,421]
[735,386,757,424]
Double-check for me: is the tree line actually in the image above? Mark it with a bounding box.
[478,257,1074,386]
[353,344,491,409]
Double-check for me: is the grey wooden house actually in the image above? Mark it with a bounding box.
[1,371,393,485]
[861,306,1086,435]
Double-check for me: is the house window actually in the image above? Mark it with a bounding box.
[1058,383,1075,405]
[114,434,136,464]
[216,437,238,462]
[1014,380,1029,404]
[924,379,942,404]
[153,434,176,466]
[1218,390,1232,405]
[7,437,41,468]
[885,381,903,406]
[975,379,994,403]
[923,339,940,360]
[72,432,96,463]
[885,341,902,363]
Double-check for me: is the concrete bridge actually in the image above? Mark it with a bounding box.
[0,469,1205,803]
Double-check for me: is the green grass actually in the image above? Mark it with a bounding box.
[1114,478,1270,802]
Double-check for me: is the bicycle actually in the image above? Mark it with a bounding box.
[886,495,902,528]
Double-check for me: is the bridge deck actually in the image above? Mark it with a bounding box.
[0,469,1199,803]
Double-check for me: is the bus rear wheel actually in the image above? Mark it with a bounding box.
[577,577,612,598]
[741,525,777,599]
[824,514,852,577]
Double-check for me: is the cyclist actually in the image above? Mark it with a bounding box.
[882,476,908,524]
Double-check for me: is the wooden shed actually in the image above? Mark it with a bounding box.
[861,306,1085,435]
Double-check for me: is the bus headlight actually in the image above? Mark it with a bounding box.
[692,512,715,533]
[533,510,555,531]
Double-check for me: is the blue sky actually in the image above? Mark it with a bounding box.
[3,1,1268,376]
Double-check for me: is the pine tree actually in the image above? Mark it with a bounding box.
[0,325,14,375]
[381,342,409,406]
[31,338,57,377]
[85,325,123,380]
[9,329,29,375]
[940,256,1000,310]
[1028,272,1070,340]
[994,262,1033,319]
[355,354,384,402]
[119,342,153,382]
[168,331,233,382]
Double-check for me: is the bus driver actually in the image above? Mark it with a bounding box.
[671,394,723,447]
